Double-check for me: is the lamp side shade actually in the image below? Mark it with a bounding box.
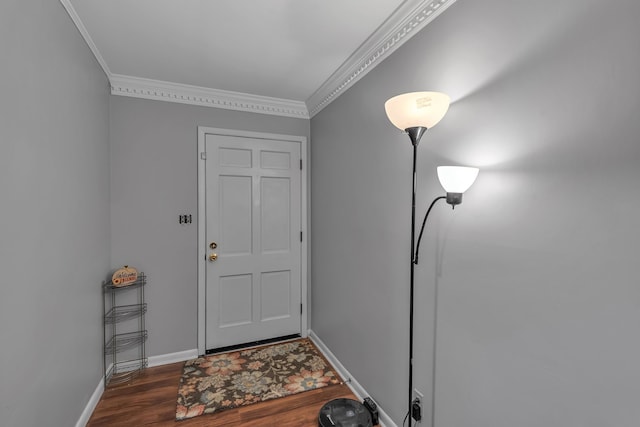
[437,166,479,193]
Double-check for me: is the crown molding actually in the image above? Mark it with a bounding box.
[62,0,455,119]
[306,0,457,117]
[60,0,112,78]
[110,75,310,119]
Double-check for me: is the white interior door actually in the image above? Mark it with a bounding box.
[203,133,302,351]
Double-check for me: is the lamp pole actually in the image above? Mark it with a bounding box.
[406,126,427,426]
[408,135,418,426]
[413,194,446,427]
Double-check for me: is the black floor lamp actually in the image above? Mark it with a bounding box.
[384,92,479,427]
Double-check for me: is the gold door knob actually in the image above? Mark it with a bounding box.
[209,253,218,262]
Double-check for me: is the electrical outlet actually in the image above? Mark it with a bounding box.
[411,398,422,422]
[412,390,424,423]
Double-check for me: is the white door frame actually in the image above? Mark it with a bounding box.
[197,126,308,355]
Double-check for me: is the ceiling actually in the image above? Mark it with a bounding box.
[62,0,455,118]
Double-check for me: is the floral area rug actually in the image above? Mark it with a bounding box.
[176,338,342,421]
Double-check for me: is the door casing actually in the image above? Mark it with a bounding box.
[197,126,308,355]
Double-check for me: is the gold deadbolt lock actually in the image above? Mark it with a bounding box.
[209,242,218,250]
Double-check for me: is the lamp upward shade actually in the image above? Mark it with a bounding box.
[437,166,479,193]
[384,91,451,130]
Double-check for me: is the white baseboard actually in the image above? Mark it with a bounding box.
[75,376,104,427]
[77,348,199,426]
[148,348,199,367]
[308,330,397,427]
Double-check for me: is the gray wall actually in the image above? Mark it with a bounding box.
[311,0,640,425]
[109,96,310,356]
[0,1,111,426]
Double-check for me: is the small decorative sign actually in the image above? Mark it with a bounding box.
[112,265,139,287]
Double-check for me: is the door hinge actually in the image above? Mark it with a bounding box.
[300,303,303,314]
[200,152,207,160]
[300,231,303,242]
[300,159,303,170]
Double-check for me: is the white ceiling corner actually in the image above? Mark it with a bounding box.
[61,0,456,119]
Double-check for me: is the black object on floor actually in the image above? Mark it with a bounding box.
[318,398,373,427]
[363,397,379,425]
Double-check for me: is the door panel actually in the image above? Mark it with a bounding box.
[204,133,301,350]
[218,274,253,328]
[219,147,252,168]
[261,150,290,170]
[261,270,291,321]
[261,177,291,253]
[219,175,253,255]
[220,175,253,255]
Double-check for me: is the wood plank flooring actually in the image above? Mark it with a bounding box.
[87,361,360,426]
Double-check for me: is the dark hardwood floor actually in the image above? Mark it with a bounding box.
[87,361,359,426]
